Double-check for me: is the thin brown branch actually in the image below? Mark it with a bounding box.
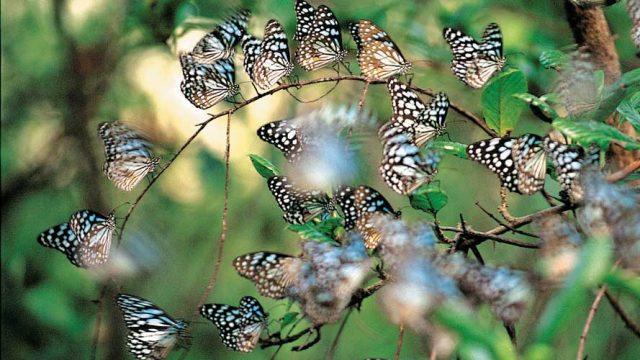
[394,322,405,360]
[577,284,608,360]
[357,81,370,111]
[440,226,540,249]
[260,326,317,349]
[604,290,640,338]
[606,160,640,182]
[325,309,352,360]
[474,202,539,238]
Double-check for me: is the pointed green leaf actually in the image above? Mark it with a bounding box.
[482,69,528,136]
[249,154,280,179]
[430,141,468,159]
[409,184,448,214]
[553,118,640,150]
[513,93,559,122]
[617,93,640,131]
[539,50,569,69]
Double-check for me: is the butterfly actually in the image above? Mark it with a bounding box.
[443,23,506,88]
[380,133,440,195]
[179,52,240,109]
[116,293,191,360]
[200,296,268,352]
[333,185,400,248]
[349,20,411,80]
[543,138,599,201]
[99,122,160,191]
[257,119,306,162]
[267,176,334,224]
[248,20,294,90]
[381,78,449,147]
[294,1,347,71]
[38,210,116,268]
[233,252,301,299]
[191,9,251,63]
[466,134,546,195]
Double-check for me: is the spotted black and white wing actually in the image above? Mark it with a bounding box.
[467,137,519,192]
[443,23,505,88]
[37,223,82,267]
[543,138,599,201]
[252,20,294,90]
[267,176,333,224]
[333,186,359,230]
[293,0,316,40]
[191,9,251,63]
[200,296,267,352]
[241,34,262,79]
[380,133,439,195]
[179,52,239,110]
[233,252,299,299]
[512,134,546,195]
[116,294,191,360]
[386,79,449,146]
[295,4,347,71]
[257,119,305,162]
[69,210,116,267]
[99,121,159,191]
[349,20,411,80]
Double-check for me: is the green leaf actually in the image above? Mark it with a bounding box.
[409,184,448,214]
[532,237,612,345]
[539,50,569,69]
[482,69,528,136]
[617,93,640,131]
[553,118,640,150]
[430,141,468,159]
[249,154,280,179]
[618,68,640,87]
[513,93,559,121]
[604,269,640,299]
[287,217,342,244]
[280,312,299,331]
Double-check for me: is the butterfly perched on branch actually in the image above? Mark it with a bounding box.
[116,293,191,360]
[179,52,240,109]
[349,20,411,80]
[333,185,400,249]
[99,121,160,191]
[380,79,449,147]
[191,9,251,63]
[379,132,440,195]
[243,20,294,90]
[200,296,268,352]
[543,138,599,202]
[293,0,347,71]
[267,176,334,224]
[257,119,306,162]
[38,210,116,268]
[443,23,506,88]
[233,252,301,299]
[466,134,546,195]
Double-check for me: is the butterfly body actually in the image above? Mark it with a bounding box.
[294,1,347,71]
[179,53,239,110]
[443,23,505,88]
[349,20,411,80]
[200,296,268,352]
[267,176,334,224]
[191,9,251,63]
[116,294,191,360]
[38,210,115,267]
[99,122,160,191]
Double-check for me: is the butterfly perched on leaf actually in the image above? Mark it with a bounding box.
[349,20,411,80]
[257,119,307,162]
[293,0,347,71]
[333,185,400,249]
[179,52,240,109]
[267,176,334,224]
[38,210,116,268]
[466,134,546,195]
[200,296,268,352]
[116,293,191,360]
[233,252,301,299]
[245,20,294,90]
[380,133,440,195]
[380,79,449,147]
[191,9,251,63]
[99,122,160,191]
[543,138,599,202]
[443,23,506,88]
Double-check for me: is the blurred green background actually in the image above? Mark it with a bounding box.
[2,0,638,359]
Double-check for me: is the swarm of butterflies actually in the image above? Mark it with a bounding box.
[36,1,603,359]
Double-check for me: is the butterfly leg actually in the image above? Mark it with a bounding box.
[341,61,353,75]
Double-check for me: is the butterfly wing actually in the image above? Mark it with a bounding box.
[293,0,316,40]
[380,133,439,195]
[200,297,267,353]
[353,185,400,248]
[69,210,115,267]
[349,20,410,80]
[233,252,299,299]
[179,53,238,109]
[257,119,305,162]
[479,23,503,58]
[37,223,83,267]
[252,20,293,90]
[296,5,346,70]
[191,9,251,63]
[512,134,546,195]
[466,137,520,192]
[241,34,262,79]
